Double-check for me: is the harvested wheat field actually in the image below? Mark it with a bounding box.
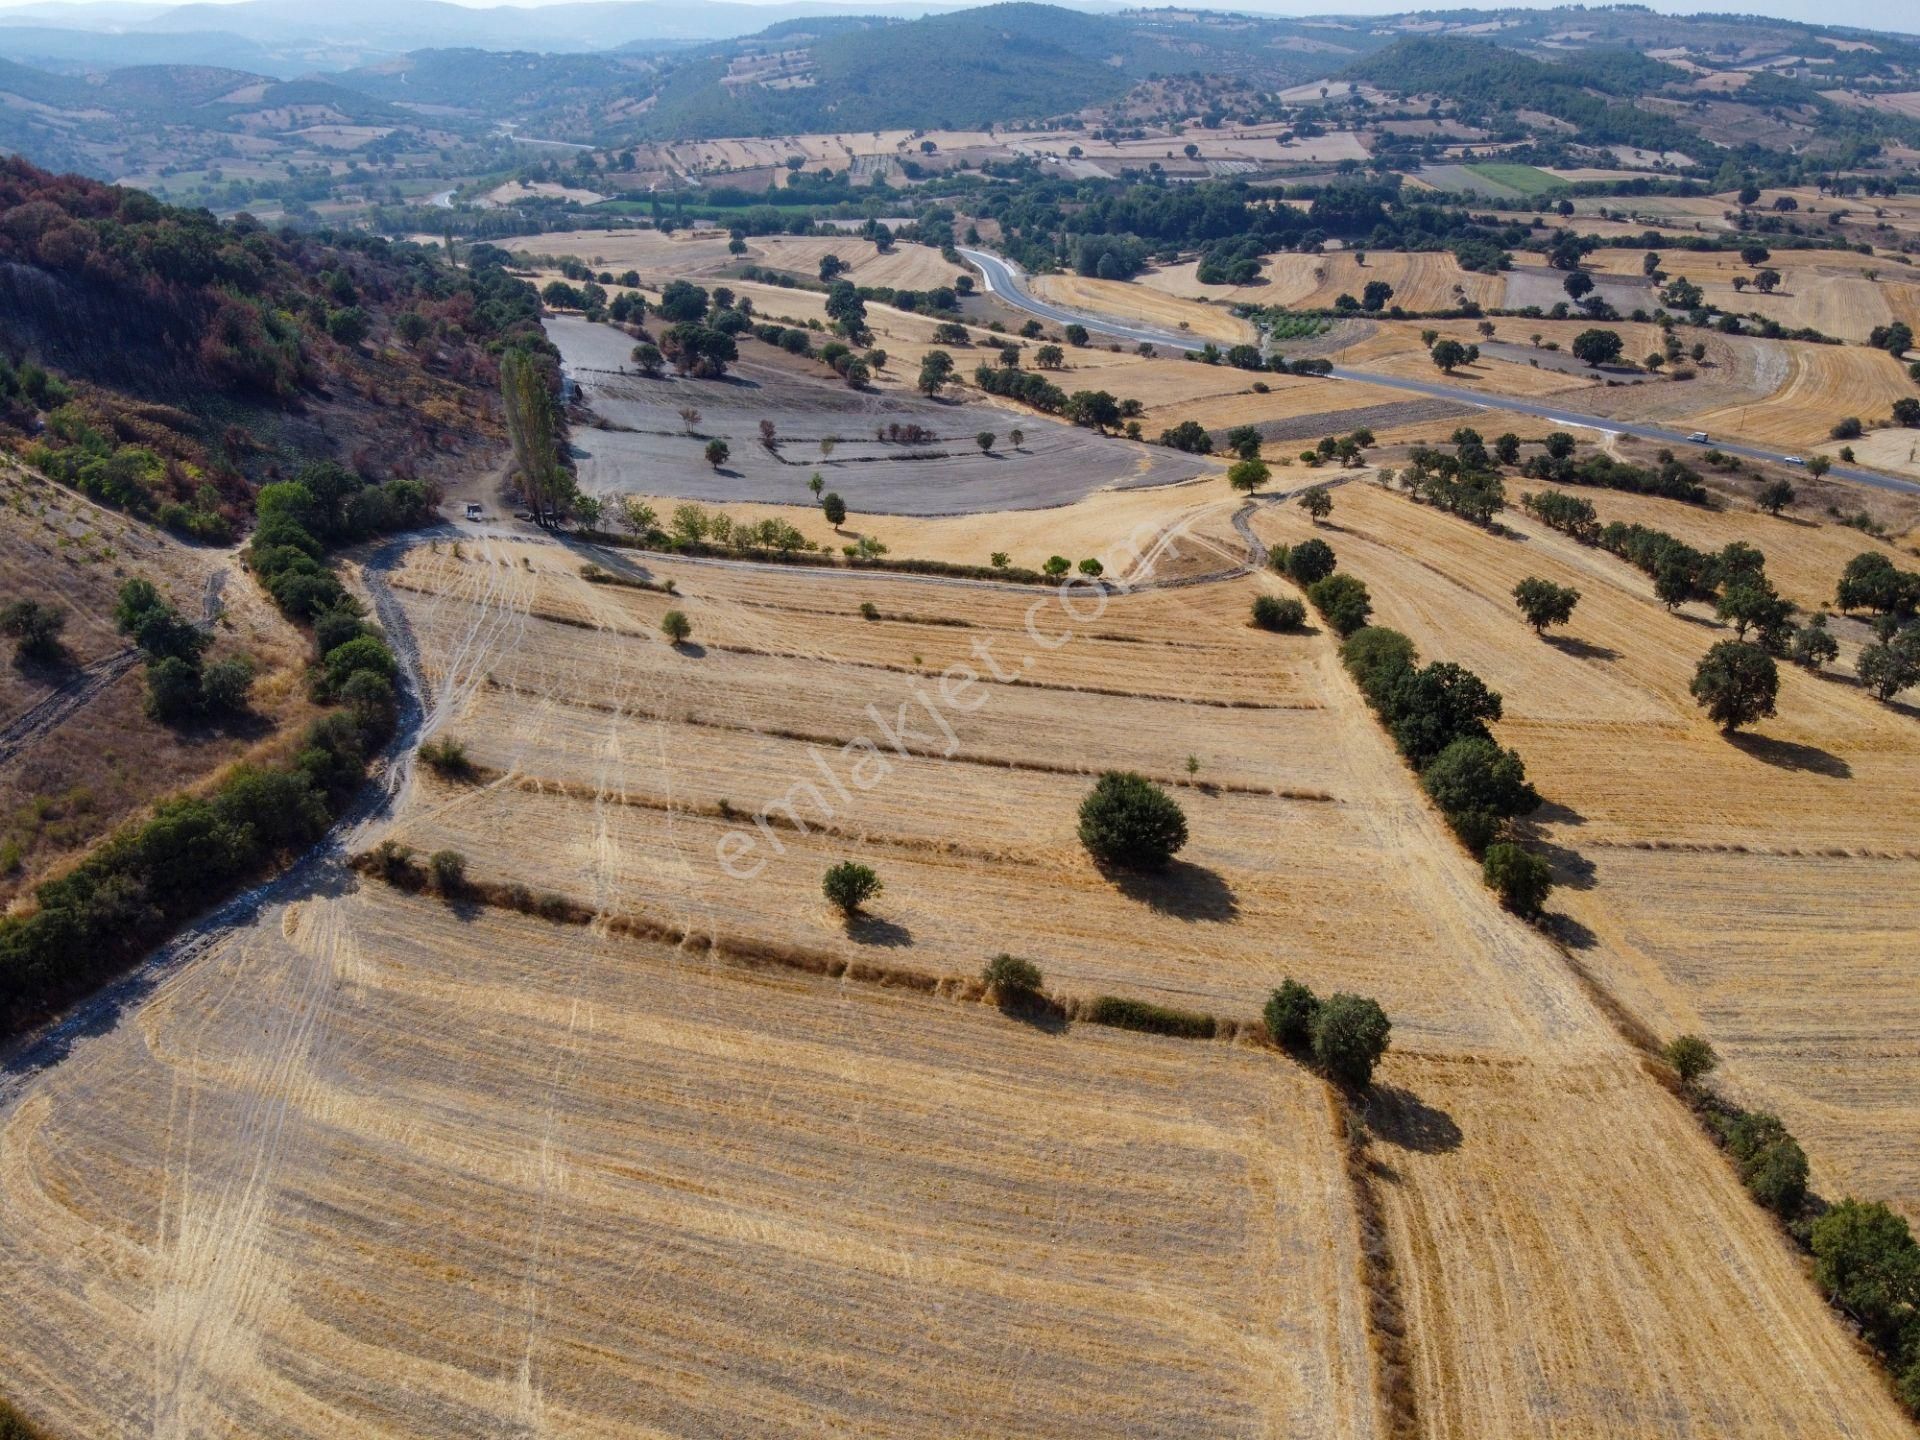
[502,226,739,275]
[2,492,1914,1438]
[1682,342,1917,449]
[379,540,1595,1052]
[0,882,1377,1439]
[1373,1051,1913,1440]
[1029,274,1255,344]
[746,236,962,291]
[1258,483,1920,1223]
[1248,253,1506,313]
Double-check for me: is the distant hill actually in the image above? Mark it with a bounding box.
[628,2,1347,138]
[1342,36,1697,153]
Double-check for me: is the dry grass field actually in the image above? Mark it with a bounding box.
[1578,246,1920,343]
[746,236,961,292]
[0,464,314,906]
[1258,253,1506,312]
[2,501,1914,1436]
[6,223,1920,1440]
[1682,343,1917,448]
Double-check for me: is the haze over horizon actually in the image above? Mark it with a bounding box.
[0,0,1912,33]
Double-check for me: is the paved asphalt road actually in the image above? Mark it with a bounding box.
[958,247,1920,497]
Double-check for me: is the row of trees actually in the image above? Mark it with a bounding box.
[1341,624,1553,915]
[1667,1031,1920,1415]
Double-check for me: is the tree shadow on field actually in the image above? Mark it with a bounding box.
[1112,860,1238,922]
[846,913,912,948]
[444,893,487,924]
[1544,910,1599,950]
[996,990,1069,1035]
[1544,633,1622,663]
[1529,799,1585,828]
[1516,829,1597,893]
[1728,730,1851,779]
[1364,1085,1463,1155]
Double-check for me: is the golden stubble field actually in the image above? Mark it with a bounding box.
[1257,482,1920,1226]
[2,517,1915,1437]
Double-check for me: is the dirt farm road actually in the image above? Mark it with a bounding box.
[957,247,1920,497]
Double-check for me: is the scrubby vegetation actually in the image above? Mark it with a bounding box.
[1082,995,1216,1039]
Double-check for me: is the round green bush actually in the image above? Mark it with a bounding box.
[1251,595,1306,631]
[1077,770,1188,872]
[822,860,882,916]
[1311,993,1392,1088]
[982,953,1044,997]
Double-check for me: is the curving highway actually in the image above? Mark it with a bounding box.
[958,246,1920,496]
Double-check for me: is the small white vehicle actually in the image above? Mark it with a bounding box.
[1783,456,1806,466]
[1686,431,1709,443]
[464,502,483,521]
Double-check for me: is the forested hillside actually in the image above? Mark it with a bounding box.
[0,158,547,539]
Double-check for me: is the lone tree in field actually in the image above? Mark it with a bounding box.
[1078,770,1188,872]
[428,849,467,894]
[822,860,882,918]
[1572,328,1624,368]
[982,953,1043,1001]
[1758,478,1795,516]
[976,431,995,454]
[822,492,847,527]
[677,405,701,435]
[1483,841,1553,917]
[917,350,954,397]
[1791,615,1839,671]
[704,438,729,470]
[1299,485,1333,524]
[1227,458,1269,493]
[1512,576,1580,634]
[0,598,67,665]
[1430,338,1469,374]
[1264,980,1319,1050]
[1690,640,1778,731]
[660,609,692,645]
[1009,428,1024,449]
[1665,1033,1718,1087]
[1311,994,1392,1089]
[1251,595,1305,632]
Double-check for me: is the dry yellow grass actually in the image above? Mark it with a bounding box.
[1376,1052,1913,1440]
[3,394,1916,1435]
[1029,274,1254,344]
[603,475,1232,577]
